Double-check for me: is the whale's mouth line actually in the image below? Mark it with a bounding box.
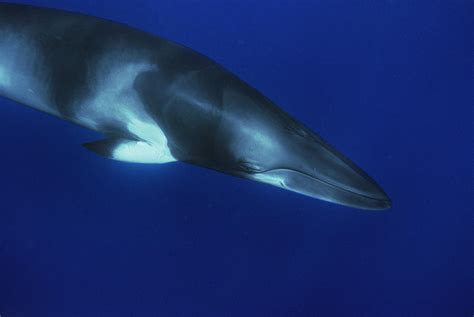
[255,168,391,205]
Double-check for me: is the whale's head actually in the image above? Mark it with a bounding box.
[208,84,391,210]
[135,67,390,210]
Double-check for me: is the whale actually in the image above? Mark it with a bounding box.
[0,3,391,210]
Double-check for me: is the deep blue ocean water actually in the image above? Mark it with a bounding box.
[0,0,472,316]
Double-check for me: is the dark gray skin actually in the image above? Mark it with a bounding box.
[0,3,391,210]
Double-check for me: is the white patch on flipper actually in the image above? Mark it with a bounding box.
[112,139,175,164]
[76,52,176,164]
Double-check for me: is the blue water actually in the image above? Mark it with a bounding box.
[0,0,472,316]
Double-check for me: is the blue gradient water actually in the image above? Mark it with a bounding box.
[0,1,472,316]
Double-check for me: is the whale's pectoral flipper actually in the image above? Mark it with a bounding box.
[83,138,176,164]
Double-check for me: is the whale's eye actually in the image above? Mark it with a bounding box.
[237,161,264,173]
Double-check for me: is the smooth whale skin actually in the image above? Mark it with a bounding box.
[0,3,391,210]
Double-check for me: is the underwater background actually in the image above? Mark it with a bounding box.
[0,0,472,316]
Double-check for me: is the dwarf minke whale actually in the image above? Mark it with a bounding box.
[0,3,391,210]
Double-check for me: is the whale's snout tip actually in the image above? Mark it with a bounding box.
[253,167,391,210]
[368,185,392,210]
[248,130,392,210]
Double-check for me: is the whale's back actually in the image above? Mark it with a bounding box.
[0,4,210,122]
